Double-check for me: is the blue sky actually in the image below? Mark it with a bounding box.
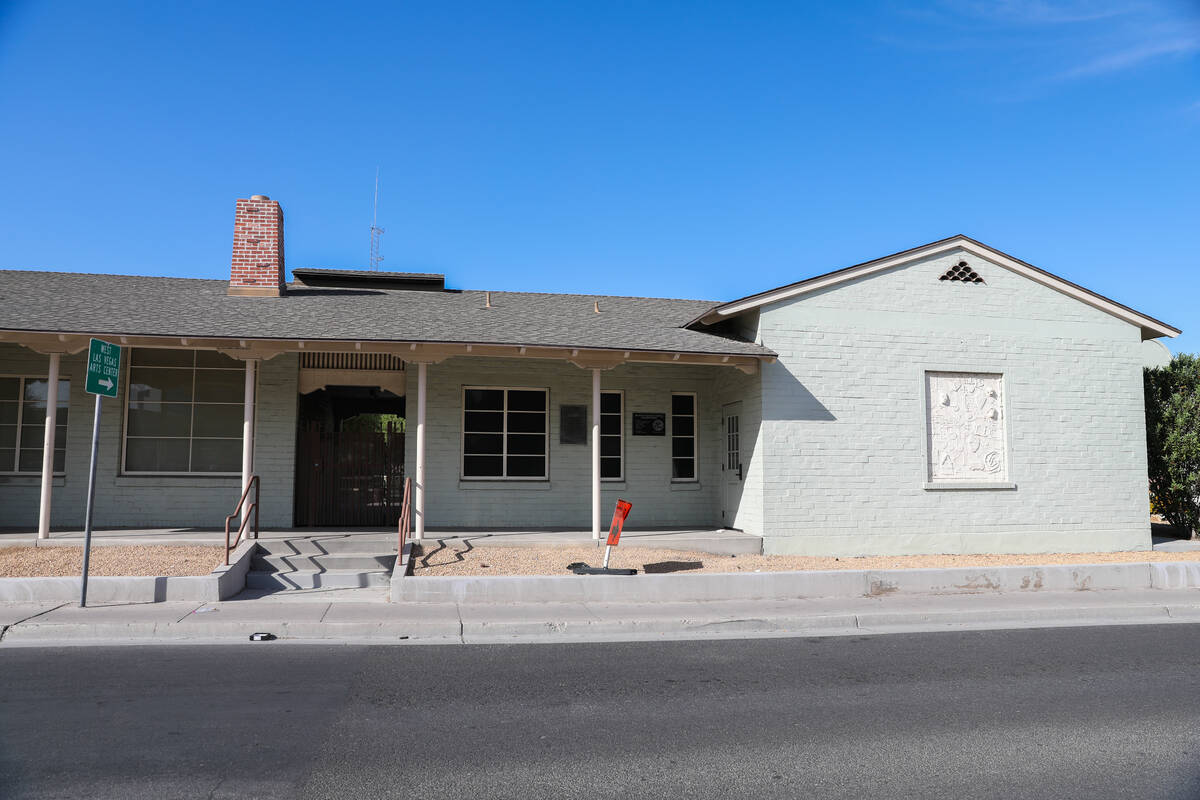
[1,1,1197,351]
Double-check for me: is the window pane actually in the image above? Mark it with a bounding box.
[601,457,621,479]
[506,456,545,477]
[600,436,621,457]
[0,425,15,448]
[55,380,69,408]
[463,455,503,477]
[0,401,17,424]
[192,404,243,438]
[600,393,621,414]
[0,378,18,402]
[464,411,503,433]
[20,425,45,449]
[507,433,546,456]
[0,448,13,470]
[671,394,695,415]
[126,438,190,472]
[194,370,245,403]
[672,458,695,480]
[600,415,621,436]
[672,438,694,458]
[463,433,503,455]
[464,389,503,411]
[672,416,694,437]
[53,449,65,472]
[195,350,240,368]
[129,368,193,403]
[507,390,546,412]
[127,403,192,437]
[506,412,546,433]
[132,348,194,367]
[190,439,241,473]
[18,449,43,472]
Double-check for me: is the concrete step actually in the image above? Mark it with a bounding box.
[245,569,393,591]
[251,553,397,572]
[255,536,398,557]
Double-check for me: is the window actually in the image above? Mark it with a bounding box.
[670,392,697,481]
[0,376,69,474]
[123,349,246,474]
[462,387,548,479]
[600,390,623,480]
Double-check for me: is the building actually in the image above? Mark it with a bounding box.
[0,196,1180,555]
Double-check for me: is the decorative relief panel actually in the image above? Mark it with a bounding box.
[925,372,1006,481]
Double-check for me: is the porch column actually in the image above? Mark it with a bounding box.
[37,353,61,540]
[241,358,257,504]
[592,368,601,540]
[415,361,427,541]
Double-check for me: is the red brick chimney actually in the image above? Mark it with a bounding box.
[229,195,286,296]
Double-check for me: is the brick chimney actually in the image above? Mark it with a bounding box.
[229,195,285,296]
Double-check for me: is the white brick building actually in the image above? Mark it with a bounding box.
[0,196,1179,555]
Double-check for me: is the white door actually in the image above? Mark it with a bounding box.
[721,402,742,528]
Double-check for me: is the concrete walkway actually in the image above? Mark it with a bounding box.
[5,587,1200,646]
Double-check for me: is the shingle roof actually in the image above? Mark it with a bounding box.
[0,270,773,357]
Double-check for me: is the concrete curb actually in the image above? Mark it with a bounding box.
[0,540,256,603]
[392,561,1200,604]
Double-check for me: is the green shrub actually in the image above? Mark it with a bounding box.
[1145,354,1200,537]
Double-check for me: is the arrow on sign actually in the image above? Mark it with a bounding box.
[98,378,114,391]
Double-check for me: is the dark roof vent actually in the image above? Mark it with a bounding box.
[290,268,446,291]
[938,261,984,284]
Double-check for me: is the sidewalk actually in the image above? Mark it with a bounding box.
[4,586,1200,646]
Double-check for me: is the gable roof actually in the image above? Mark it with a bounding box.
[0,269,772,358]
[690,235,1180,339]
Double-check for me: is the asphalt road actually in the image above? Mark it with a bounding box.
[2,625,1200,799]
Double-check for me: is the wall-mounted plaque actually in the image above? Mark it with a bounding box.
[560,404,587,444]
[632,412,666,436]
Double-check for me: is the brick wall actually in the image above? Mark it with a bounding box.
[0,345,298,530]
[404,356,735,529]
[755,248,1152,555]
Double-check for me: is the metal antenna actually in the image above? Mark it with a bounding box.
[369,167,385,270]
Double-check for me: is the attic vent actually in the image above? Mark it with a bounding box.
[939,261,984,283]
[299,352,404,371]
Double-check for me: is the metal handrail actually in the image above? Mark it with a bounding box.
[398,476,413,555]
[224,475,260,566]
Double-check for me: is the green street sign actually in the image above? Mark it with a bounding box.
[85,338,121,397]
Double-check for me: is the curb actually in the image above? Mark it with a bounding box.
[392,561,1200,604]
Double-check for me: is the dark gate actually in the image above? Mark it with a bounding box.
[295,423,405,526]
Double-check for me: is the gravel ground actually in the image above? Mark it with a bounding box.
[412,541,1200,576]
[0,546,223,577]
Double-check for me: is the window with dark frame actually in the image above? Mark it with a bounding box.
[670,392,696,481]
[462,387,548,479]
[0,376,69,474]
[123,348,246,474]
[600,390,622,480]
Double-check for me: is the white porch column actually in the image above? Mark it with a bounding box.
[241,358,257,499]
[592,368,601,540]
[37,353,61,540]
[415,361,427,541]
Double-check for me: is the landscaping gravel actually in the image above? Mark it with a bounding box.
[412,541,1200,576]
[0,546,223,577]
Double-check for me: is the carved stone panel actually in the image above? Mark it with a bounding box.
[925,372,1006,482]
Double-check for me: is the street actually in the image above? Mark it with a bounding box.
[2,625,1200,799]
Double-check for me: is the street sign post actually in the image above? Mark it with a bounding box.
[80,338,122,607]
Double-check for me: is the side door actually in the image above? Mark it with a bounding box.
[721,401,742,528]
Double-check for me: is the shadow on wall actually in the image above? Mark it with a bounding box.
[761,360,836,422]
